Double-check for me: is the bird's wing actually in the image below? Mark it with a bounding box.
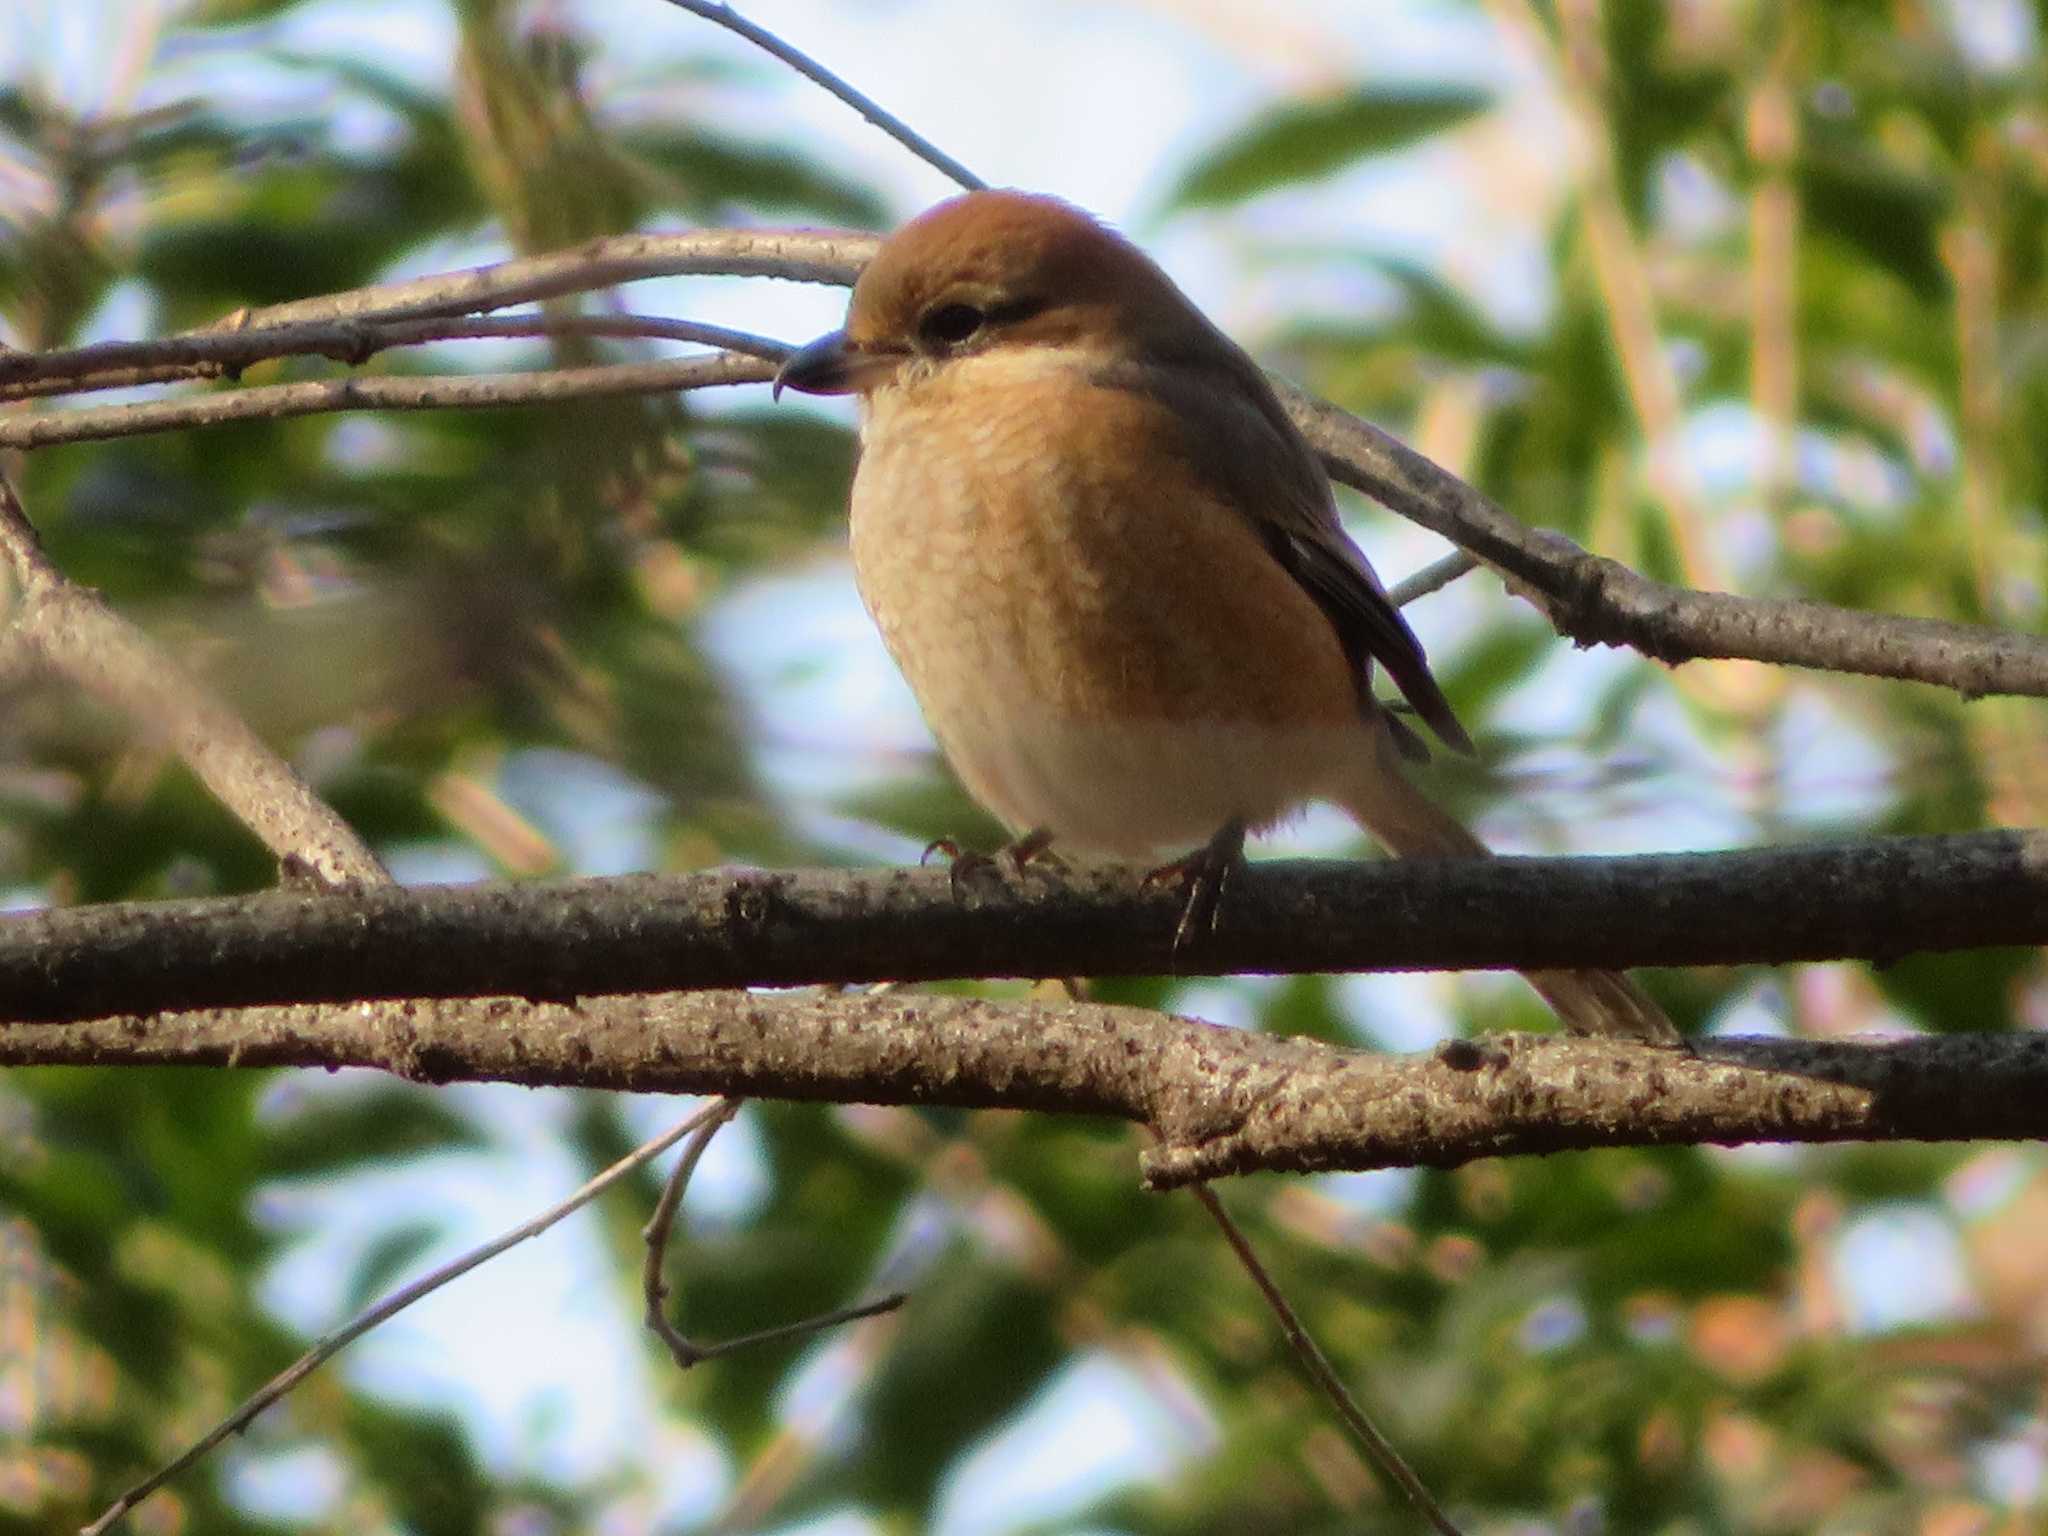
[1105,350,1473,757]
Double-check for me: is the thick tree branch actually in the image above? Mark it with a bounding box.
[0,830,2041,1023]
[4,988,2044,1185]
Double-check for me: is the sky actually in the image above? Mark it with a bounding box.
[4,0,2019,1529]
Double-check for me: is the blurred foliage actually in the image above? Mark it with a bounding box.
[2,2,2046,1535]
[1164,84,1494,210]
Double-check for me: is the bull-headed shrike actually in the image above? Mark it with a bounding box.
[777,189,1676,1043]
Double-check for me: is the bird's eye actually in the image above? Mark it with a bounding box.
[919,302,986,347]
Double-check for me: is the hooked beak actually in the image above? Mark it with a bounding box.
[773,329,905,399]
[773,329,858,400]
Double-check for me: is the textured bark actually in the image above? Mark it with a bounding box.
[0,830,2041,1023]
[1288,386,2048,698]
[4,989,2043,1186]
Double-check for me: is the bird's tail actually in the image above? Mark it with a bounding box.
[1335,735,1680,1044]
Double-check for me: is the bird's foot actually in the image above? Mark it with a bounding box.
[1145,818,1247,963]
[922,837,999,898]
[923,828,1061,899]
[1001,827,1065,877]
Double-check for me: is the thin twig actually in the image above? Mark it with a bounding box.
[0,353,775,449]
[1189,1183,1465,1536]
[1387,549,1479,608]
[81,1099,734,1536]
[640,1097,906,1369]
[0,313,791,401]
[656,0,986,193]
[195,228,876,332]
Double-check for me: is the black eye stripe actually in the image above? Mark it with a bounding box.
[919,303,985,344]
[917,296,1044,348]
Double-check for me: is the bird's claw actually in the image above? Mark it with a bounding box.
[923,829,1062,900]
[1146,819,1247,965]
[1002,827,1064,875]
[923,837,1001,899]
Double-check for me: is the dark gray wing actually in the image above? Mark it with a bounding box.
[1257,519,1472,757]
[1103,345,1473,757]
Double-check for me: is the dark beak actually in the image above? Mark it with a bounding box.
[773,329,857,400]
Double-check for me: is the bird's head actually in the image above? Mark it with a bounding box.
[774,189,1215,400]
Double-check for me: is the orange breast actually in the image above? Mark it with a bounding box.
[851,359,1360,732]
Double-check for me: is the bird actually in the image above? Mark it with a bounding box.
[774,188,1677,1043]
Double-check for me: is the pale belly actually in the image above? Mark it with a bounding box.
[847,390,1366,859]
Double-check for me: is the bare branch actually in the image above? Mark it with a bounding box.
[1191,1184,1464,1536]
[654,0,986,193]
[1285,382,2048,699]
[0,830,2039,1023]
[0,313,790,401]
[640,1098,905,1369]
[5,989,2045,1184]
[81,1100,732,1536]
[0,353,775,449]
[206,228,873,331]
[0,476,385,888]
[1387,549,1479,607]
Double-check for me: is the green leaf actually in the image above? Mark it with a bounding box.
[1356,256,1524,364]
[1799,139,1951,300]
[185,0,317,21]
[1166,84,1492,209]
[263,1087,487,1179]
[341,1398,491,1536]
[836,768,1008,855]
[343,1219,446,1313]
[1873,946,2031,1034]
[622,128,890,226]
[854,1256,1067,1517]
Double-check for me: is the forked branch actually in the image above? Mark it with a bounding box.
[639,1097,906,1370]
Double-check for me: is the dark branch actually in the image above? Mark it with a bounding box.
[0,830,2041,1023]
[5,989,2045,1184]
